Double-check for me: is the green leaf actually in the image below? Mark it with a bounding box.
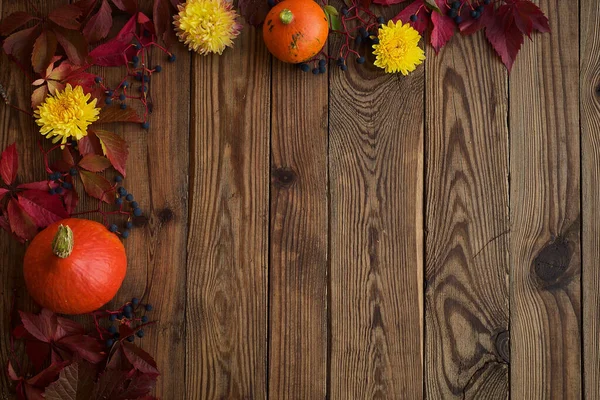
[324,5,342,31]
[424,0,441,13]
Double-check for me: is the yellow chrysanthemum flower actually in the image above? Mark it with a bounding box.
[174,0,242,55]
[373,20,425,75]
[34,84,99,145]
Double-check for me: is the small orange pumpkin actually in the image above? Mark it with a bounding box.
[263,0,329,63]
[23,218,127,315]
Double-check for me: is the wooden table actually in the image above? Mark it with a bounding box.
[1,0,599,398]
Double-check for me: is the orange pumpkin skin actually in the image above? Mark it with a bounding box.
[23,218,127,315]
[263,0,329,63]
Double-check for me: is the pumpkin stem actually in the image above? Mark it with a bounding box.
[52,225,74,258]
[279,9,293,25]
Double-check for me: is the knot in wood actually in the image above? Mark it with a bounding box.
[158,208,175,224]
[271,167,297,188]
[494,330,509,363]
[532,237,572,287]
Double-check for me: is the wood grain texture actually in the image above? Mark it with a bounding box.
[268,53,328,397]
[581,0,600,397]
[329,9,424,398]
[509,0,581,397]
[186,26,270,399]
[425,33,510,399]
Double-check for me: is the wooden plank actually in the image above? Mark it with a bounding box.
[268,50,328,398]
[0,1,64,393]
[509,0,581,397]
[329,9,424,398]
[186,26,270,399]
[581,0,600,397]
[424,31,510,399]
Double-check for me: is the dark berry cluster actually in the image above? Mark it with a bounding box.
[110,176,143,239]
[447,0,489,24]
[104,298,154,348]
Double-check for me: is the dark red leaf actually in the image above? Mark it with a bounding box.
[111,0,138,14]
[62,147,76,166]
[58,335,105,364]
[238,0,270,26]
[106,342,133,371]
[19,310,56,343]
[78,154,112,172]
[7,199,38,241]
[0,143,18,185]
[7,361,19,381]
[78,132,104,156]
[459,2,493,35]
[66,71,97,91]
[430,1,455,52]
[117,14,138,42]
[48,4,83,30]
[393,0,430,34]
[89,38,130,66]
[485,6,524,71]
[83,0,113,43]
[26,340,51,371]
[63,186,79,214]
[31,29,58,73]
[74,0,99,16]
[18,181,53,191]
[79,170,114,203]
[54,27,89,65]
[94,130,129,176]
[360,0,372,7]
[511,0,550,37]
[44,361,96,400]
[26,361,70,387]
[153,0,174,46]
[93,369,129,399]
[0,11,36,36]
[95,106,143,124]
[23,385,44,400]
[0,188,9,201]
[55,316,86,340]
[116,371,157,399]
[18,190,69,228]
[122,342,159,376]
[2,25,41,69]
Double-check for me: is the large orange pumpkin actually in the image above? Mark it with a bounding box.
[263,0,329,63]
[23,218,127,315]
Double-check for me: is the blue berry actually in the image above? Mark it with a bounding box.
[109,224,118,233]
[124,310,133,318]
[61,182,72,189]
[355,35,362,45]
[118,187,127,196]
[319,59,326,67]
[143,75,150,83]
[312,68,319,75]
[133,43,140,50]
[56,187,63,195]
[168,54,176,62]
[141,315,149,323]
[471,10,480,18]
[69,167,78,176]
[107,90,114,96]
[452,0,461,9]
[109,314,117,321]
[319,65,326,74]
[145,304,153,311]
[371,37,379,44]
[94,76,102,83]
[136,330,145,338]
[122,81,129,88]
[127,335,135,342]
[133,208,143,217]
[300,63,310,72]
[126,193,134,201]
[113,332,120,339]
[476,5,485,12]
[139,85,147,92]
[357,56,365,64]
[484,0,490,3]
[122,230,130,238]
[49,188,56,195]
[455,16,463,23]
[377,16,385,24]
[123,305,132,313]
[341,7,349,15]
[131,201,139,208]
[132,55,139,63]
[410,14,418,22]
[115,197,123,206]
[337,57,345,65]
[135,72,142,81]
[341,64,348,71]
[117,313,123,319]
[126,221,133,229]
[120,103,127,110]
[105,338,114,347]
[108,325,117,334]
[132,297,140,306]
[141,121,150,129]
[119,93,126,101]
[448,8,458,18]
[154,65,162,72]
[115,175,123,183]
[105,97,113,105]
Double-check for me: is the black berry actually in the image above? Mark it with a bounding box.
[109,224,118,233]
[69,167,78,176]
[136,330,145,338]
[452,1,461,9]
[312,68,319,75]
[109,314,117,321]
[471,10,480,18]
[341,64,348,71]
[131,201,139,208]
[118,187,127,196]
[132,297,140,306]
[105,98,112,105]
[145,304,153,311]
[142,121,150,129]
[49,188,56,195]
[115,198,123,206]
[108,326,117,334]
[300,63,310,72]
[135,72,142,81]
[168,54,176,62]
[62,182,72,189]
[119,94,126,101]
[319,65,326,74]
[127,335,135,342]
[448,8,458,18]
[122,230,130,238]
[132,55,139,63]
[115,175,123,183]
[410,14,418,22]
[377,16,385,24]
[476,5,485,12]
[455,16,463,23]
[126,221,133,229]
[120,103,127,110]
[154,65,162,72]
[341,7,349,16]
[141,315,149,323]
[105,338,114,347]
[56,187,63,195]
[126,193,134,201]
[357,56,365,64]
[133,208,142,217]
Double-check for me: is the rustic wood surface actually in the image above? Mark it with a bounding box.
[0,0,598,398]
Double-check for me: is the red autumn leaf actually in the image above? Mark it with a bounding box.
[62,146,76,166]
[83,0,113,43]
[44,361,96,400]
[510,0,550,37]
[78,154,112,172]
[79,170,114,203]
[93,369,129,398]
[393,0,430,34]
[32,29,58,73]
[238,0,270,26]
[153,0,174,46]
[485,5,524,71]
[66,71,97,90]
[0,143,18,185]
[459,2,493,35]
[0,188,9,201]
[59,335,105,364]
[18,181,54,191]
[115,371,157,399]
[360,0,373,8]
[79,132,104,156]
[111,0,138,14]
[7,361,19,380]
[0,11,36,36]
[2,25,41,69]
[89,38,130,67]
[27,361,70,387]
[122,341,160,376]
[63,186,79,214]
[19,309,57,343]
[48,4,83,30]
[429,0,455,52]
[54,27,89,66]
[26,340,52,370]
[31,86,49,109]
[7,199,38,241]
[107,342,133,371]
[95,106,143,124]
[94,130,129,176]
[17,190,68,227]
